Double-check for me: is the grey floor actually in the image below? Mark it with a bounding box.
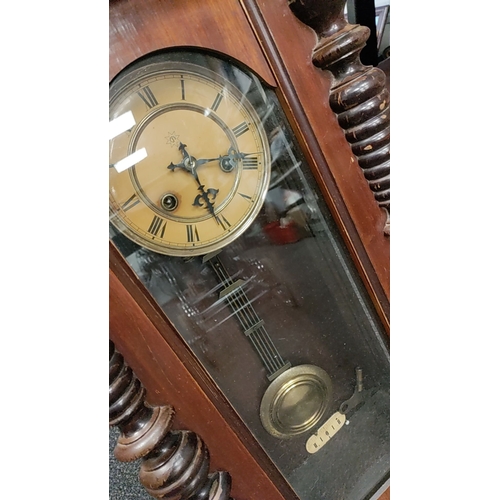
[109,426,152,500]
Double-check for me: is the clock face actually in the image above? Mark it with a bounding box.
[109,54,271,256]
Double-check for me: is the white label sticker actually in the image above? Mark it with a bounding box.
[306,411,346,454]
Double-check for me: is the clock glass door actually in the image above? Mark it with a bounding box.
[110,49,389,500]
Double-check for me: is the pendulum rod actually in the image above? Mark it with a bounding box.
[206,254,291,380]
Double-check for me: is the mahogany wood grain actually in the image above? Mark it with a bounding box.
[250,0,390,302]
[109,0,276,86]
[379,487,390,499]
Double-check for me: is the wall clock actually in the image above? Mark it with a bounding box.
[109,1,390,500]
[109,51,272,257]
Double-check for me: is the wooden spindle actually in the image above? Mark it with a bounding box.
[109,341,233,499]
[288,0,390,234]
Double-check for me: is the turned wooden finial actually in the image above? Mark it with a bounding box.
[288,0,390,234]
[109,341,233,499]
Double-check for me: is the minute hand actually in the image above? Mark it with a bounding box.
[192,175,220,223]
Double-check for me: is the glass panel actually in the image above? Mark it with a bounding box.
[110,49,389,500]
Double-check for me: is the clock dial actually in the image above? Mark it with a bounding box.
[110,57,271,257]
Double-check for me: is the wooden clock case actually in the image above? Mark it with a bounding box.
[109,1,390,499]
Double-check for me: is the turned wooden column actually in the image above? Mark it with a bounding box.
[109,340,234,500]
[288,0,390,233]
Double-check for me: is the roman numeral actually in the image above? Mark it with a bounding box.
[242,157,258,169]
[239,192,253,201]
[217,214,231,231]
[148,215,167,238]
[186,224,200,243]
[210,92,223,112]
[137,86,158,109]
[232,122,249,138]
[121,193,140,212]
[180,77,185,100]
